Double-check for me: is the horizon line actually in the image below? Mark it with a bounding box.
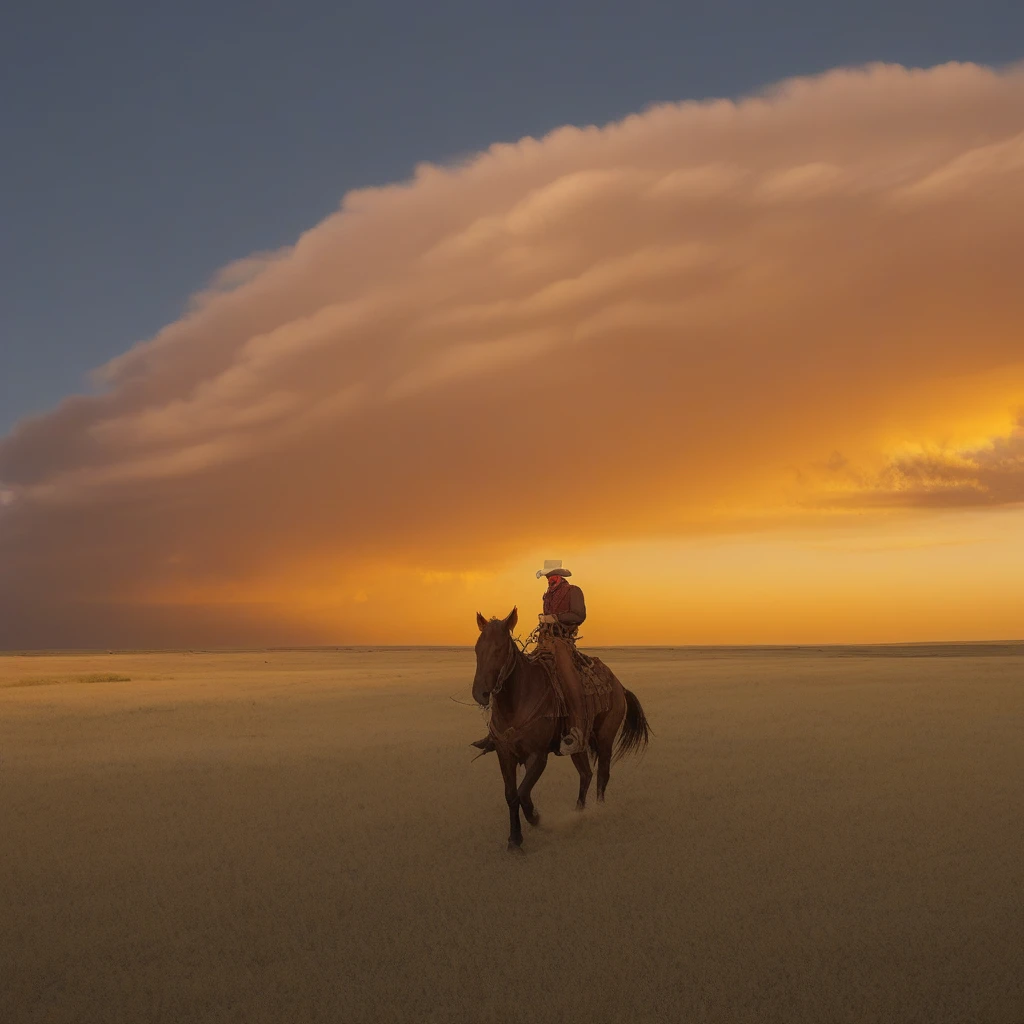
[3,638,1023,656]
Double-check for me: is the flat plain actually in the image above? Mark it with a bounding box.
[1,645,1022,1024]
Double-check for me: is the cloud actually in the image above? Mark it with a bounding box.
[817,417,1024,508]
[2,61,1024,645]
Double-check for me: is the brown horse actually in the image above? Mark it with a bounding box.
[473,607,650,851]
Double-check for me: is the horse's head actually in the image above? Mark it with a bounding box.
[472,606,518,706]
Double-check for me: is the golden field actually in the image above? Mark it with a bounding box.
[1,646,1021,1024]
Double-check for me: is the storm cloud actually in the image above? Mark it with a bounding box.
[2,61,1023,645]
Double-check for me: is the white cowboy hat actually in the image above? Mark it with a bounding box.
[536,559,572,579]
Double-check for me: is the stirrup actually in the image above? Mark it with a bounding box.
[471,736,496,752]
[559,727,584,756]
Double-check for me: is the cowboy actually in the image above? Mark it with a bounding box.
[471,560,589,757]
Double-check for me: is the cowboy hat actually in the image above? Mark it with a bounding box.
[535,559,572,579]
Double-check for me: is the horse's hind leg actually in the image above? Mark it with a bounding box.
[571,752,593,810]
[596,695,626,801]
[517,751,548,826]
[596,741,612,801]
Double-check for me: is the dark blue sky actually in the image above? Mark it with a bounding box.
[2,0,1021,432]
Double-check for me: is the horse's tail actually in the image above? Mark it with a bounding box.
[615,688,651,763]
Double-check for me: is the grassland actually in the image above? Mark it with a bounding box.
[1,646,1021,1023]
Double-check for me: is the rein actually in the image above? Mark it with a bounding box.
[485,635,562,750]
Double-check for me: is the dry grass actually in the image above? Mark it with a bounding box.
[2,672,131,689]
[1,647,1021,1024]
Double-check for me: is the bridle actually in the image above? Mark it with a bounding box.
[490,635,519,697]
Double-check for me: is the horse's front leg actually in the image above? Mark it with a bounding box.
[497,747,523,852]
[517,751,548,827]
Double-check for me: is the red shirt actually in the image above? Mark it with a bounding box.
[543,580,587,625]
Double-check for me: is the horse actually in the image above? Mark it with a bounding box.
[473,606,650,851]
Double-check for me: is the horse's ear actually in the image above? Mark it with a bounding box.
[476,612,488,632]
[504,606,518,632]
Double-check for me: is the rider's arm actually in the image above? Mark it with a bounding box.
[557,586,587,626]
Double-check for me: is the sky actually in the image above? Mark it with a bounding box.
[1,2,1023,647]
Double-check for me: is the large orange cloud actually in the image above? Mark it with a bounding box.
[2,61,1024,646]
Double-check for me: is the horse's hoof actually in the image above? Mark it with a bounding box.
[525,811,540,827]
[575,801,586,812]
[507,840,524,854]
